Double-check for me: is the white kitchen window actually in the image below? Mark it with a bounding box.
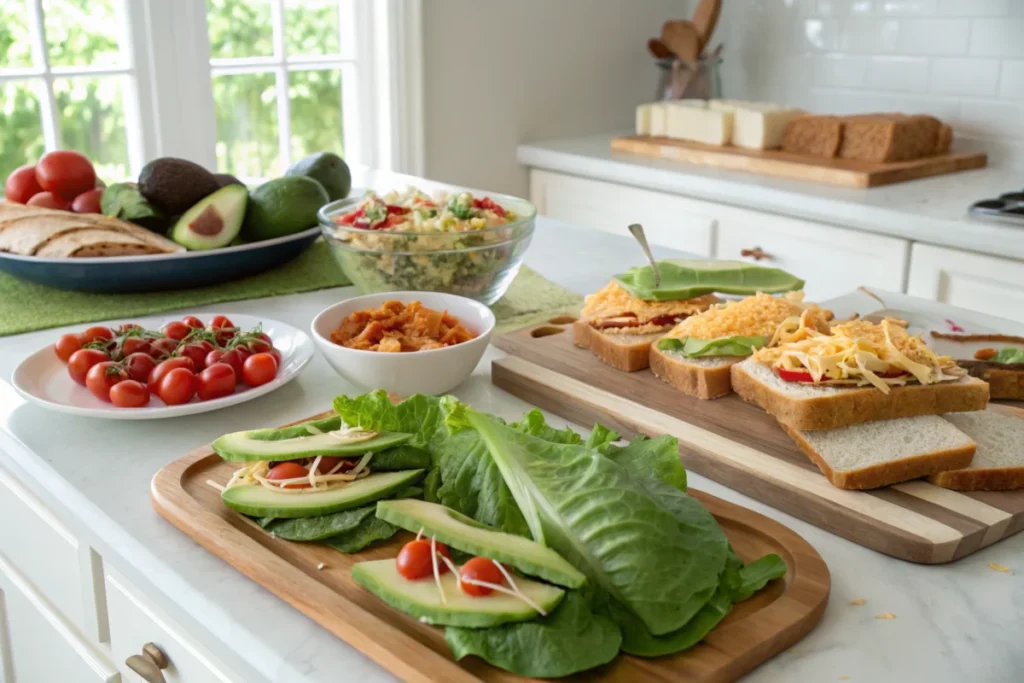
[0,0,422,184]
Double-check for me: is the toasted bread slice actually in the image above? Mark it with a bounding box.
[730,358,990,431]
[929,412,1024,490]
[572,320,661,372]
[649,343,742,400]
[780,416,976,490]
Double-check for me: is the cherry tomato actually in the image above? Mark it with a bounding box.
[148,337,179,360]
[27,191,70,210]
[109,380,150,408]
[459,557,504,597]
[204,349,224,368]
[178,342,209,371]
[209,315,235,345]
[196,363,236,401]
[157,367,196,405]
[71,187,104,214]
[268,348,282,367]
[85,361,128,401]
[181,315,204,329]
[82,326,114,343]
[120,336,152,357]
[266,462,310,489]
[312,456,349,474]
[54,333,83,362]
[35,150,96,200]
[115,323,143,335]
[147,356,195,393]
[67,349,109,385]
[247,332,273,354]
[242,352,278,387]
[396,539,453,580]
[4,164,43,203]
[219,347,249,379]
[123,352,157,383]
[164,321,191,341]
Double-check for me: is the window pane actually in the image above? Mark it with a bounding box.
[207,0,273,59]
[0,81,44,181]
[289,69,343,162]
[44,0,121,69]
[213,72,279,178]
[283,0,339,57]
[53,76,129,182]
[0,0,34,69]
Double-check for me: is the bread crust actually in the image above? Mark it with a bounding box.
[572,320,661,372]
[928,466,1024,491]
[780,422,976,490]
[649,344,739,400]
[977,369,1024,400]
[730,361,990,430]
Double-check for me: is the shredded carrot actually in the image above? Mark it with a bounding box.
[330,300,476,352]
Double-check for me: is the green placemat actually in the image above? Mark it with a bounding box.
[0,241,582,336]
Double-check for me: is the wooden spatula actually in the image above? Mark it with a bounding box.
[692,0,723,47]
[661,20,702,67]
[647,37,674,60]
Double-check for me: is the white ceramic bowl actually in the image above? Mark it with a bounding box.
[310,291,495,395]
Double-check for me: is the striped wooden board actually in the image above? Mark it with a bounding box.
[492,324,1024,564]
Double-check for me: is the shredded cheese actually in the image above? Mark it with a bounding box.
[308,455,323,489]
[205,479,226,492]
[349,451,375,477]
[666,291,831,342]
[326,427,379,443]
[490,560,548,616]
[580,281,718,334]
[431,536,446,605]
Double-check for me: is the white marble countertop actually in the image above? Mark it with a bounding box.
[2,219,1022,683]
[518,133,1024,260]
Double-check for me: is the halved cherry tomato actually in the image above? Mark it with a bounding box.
[36,150,96,200]
[157,367,196,405]
[396,539,453,580]
[242,352,277,387]
[26,191,70,210]
[147,357,195,393]
[67,348,110,385]
[148,337,179,360]
[181,315,204,329]
[196,363,236,401]
[82,326,114,343]
[123,352,157,383]
[71,187,104,214]
[54,333,83,362]
[109,380,149,408]
[266,462,311,489]
[178,342,210,372]
[4,164,43,203]
[459,557,505,597]
[86,361,128,401]
[164,321,191,341]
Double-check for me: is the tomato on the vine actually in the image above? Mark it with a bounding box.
[115,323,142,335]
[247,332,273,354]
[54,333,83,362]
[197,363,235,401]
[123,353,157,383]
[82,326,114,343]
[163,321,192,341]
[120,336,152,357]
[85,361,128,401]
[109,380,150,408]
[147,357,195,393]
[157,367,196,405]
[148,337,179,360]
[219,347,249,379]
[396,539,452,580]
[242,352,277,387]
[459,557,505,597]
[178,343,210,371]
[67,349,109,385]
[181,315,204,329]
[209,315,235,345]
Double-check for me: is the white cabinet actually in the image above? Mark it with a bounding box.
[529,170,716,256]
[716,214,910,301]
[907,244,1024,323]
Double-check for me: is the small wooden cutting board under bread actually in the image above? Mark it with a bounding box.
[493,322,1024,564]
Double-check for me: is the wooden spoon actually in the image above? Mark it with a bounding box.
[647,37,674,60]
[661,20,702,67]
[692,0,723,47]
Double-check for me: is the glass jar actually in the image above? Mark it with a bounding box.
[655,56,723,101]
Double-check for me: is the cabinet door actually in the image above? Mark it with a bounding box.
[716,214,909,301]
[907,244,1024,323]
[0,555,118,683]
[529,170,715,256]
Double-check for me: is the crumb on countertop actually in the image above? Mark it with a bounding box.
[317,562,327,571]
[849,598,866,606]
[875,612,896,620]
[988,562,1010,573]
[840,677,850,681]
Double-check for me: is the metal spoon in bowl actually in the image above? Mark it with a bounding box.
[628,223,661,288]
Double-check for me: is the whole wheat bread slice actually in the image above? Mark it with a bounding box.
[649,344,741,400]
[929,411,1024,490]
[731,358,990,431]
[572,320,661,372]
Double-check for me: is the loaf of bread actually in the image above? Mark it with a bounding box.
[781,115,844,157]
[839,114,943,163]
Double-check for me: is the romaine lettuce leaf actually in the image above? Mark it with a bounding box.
[324,516,397,553]
[333,391,445,452]
[260,506,375,541]
[599,434,687,492]
[657,335,767,358]
[585,423,621,450]
[511,409,583,444]
[994,347,1024,364]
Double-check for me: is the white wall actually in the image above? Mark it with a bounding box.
[421,0,686,196]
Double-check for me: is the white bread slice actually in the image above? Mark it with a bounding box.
[572,320,661,372]
[649,344,742,400]
[929,412,1024,490]
[731,358,990,431]
[781,416,976,490]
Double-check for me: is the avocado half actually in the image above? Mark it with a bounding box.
[170,184,248,250]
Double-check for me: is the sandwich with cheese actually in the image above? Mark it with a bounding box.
[650,292,833,399]
[929,332,1024,401]
[731,317,990,431]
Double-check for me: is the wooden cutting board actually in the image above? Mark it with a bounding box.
[611,136,987,188]
[151,421,830,683]
[492,324,1024,564]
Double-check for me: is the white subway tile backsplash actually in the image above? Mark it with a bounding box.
[817,0,875,15]
[929,58,1000,97]
[814,54,869,86]
[838,18,900,53]
[937,0,1009,16]
[957,101,1024,139]
[970,19,1024,58]
[1000,61,1024,100]
[880,0,937,15]
[897,19,970,55]
[866,57,930,92]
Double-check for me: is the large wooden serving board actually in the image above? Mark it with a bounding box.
[492,324,1024,564]
[151,423,830,683]
[611,136,987,188]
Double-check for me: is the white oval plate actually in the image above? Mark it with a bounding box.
[11,313,314,420]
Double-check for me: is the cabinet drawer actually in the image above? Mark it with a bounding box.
[106,567,240,683]
[907,244,1024,323]
[0,465,87,633]
[0,555,118,683]
[529,170,715,256]
[716,215,909,300]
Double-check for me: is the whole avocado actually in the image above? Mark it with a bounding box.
[138,157,220,215]
[213,173,245,189]
[286,152,351,201]
[243,176,330,242]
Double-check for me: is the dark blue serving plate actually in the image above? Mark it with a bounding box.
[0,227,321,293]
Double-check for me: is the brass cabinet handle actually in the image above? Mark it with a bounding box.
[126,643,168,683]
[740,246,773,261]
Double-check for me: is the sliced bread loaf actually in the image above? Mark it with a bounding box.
[781,415,976,490]
[572,320,661,372]
[929,411,1024,490]
[649,344,741,400]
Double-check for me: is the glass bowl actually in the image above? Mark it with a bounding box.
[318,192,536,305]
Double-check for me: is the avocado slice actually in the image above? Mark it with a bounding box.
[213,427,411,462]
[222,469,423,518]
[376,499,586,588]
[243,175,329,242]
[170,184,248,250]
[286,152,351,201]
[352,559,564,627]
